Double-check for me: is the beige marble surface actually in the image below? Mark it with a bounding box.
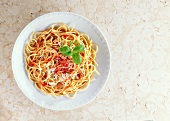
[1,0,170,120]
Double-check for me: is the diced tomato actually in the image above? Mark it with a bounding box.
[41,82,46,86]
[60,60,68,66]
[29,61,35,66]
[54,70,58,74]
[61,68,69,73]
[69,69,74,73]
[62,35,67,39]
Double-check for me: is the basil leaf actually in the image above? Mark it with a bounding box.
[59,46,71,54]
[70,41,73,46]
[63,51,73,56]
[72,53,82,64]
[73,45,84,53]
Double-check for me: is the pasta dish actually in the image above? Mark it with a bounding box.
[24,23,99,98]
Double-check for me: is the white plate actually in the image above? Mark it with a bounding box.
[12,12,110,110]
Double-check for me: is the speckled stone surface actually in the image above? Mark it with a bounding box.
[1,0,170,120]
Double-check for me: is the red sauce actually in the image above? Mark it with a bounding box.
[41,82,47,86]
[37,39,41,47]
[29,61,35,66]
[62,35,74,40]
[47,57,53,62]
[54,55,73,74]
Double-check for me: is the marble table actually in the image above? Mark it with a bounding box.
[0,0,170,120]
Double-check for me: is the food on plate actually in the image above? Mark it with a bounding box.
[24,23,99,98]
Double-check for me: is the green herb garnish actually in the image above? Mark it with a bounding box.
[73,45,84,53]
[59,46,71,54]
[72,53,82,64]
[63,51,73,56]
[59,44,84,64]
[70,41,73,46]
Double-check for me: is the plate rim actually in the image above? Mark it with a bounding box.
[12,12,111,110]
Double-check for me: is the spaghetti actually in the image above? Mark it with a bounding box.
[24,23,99,98]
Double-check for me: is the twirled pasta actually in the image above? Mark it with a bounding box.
[24,23,99,98]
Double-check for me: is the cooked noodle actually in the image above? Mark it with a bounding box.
[24,23,99,98]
